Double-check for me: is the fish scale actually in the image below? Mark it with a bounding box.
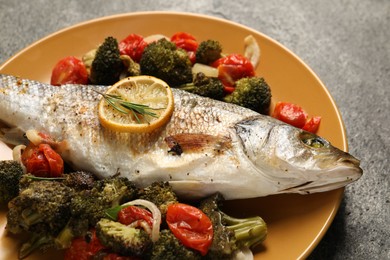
[0,74,362,199]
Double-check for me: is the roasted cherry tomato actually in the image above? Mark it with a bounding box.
[302,116,321,133]
[118,205,153,228]
[272,102,308,128]
[65,230,106,260]
[50,56,89,86]
[21,143,64,177]
[211,54,255,92]
[171,32,198,64]
[171,32,198,52]
[166,203,213,256]
[119,34,148,63]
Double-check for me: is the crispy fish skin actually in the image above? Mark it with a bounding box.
[0,74,362,199]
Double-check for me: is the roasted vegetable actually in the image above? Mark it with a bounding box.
[6,177,75,258]
[138,181,178,219]
[62,171,97,191]
[199,193,267,259]
[96,218,152,257]
[140,38,193,87]
[89,36,123,85]
[150,229,201,260]
[0,160,24,205]
[120,55,141,76]
[6,177,74,235]
[57,177,138,249]
[224,76,272,114]
[195,39,223,65]
[178,72,224,100]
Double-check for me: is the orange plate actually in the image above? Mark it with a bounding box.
[0,12,346,259]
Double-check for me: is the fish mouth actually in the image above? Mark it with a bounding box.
[281,164,363,194]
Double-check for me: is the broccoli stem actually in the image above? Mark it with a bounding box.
[178,83,196,91]
[222,213,267,249]
[21,208,44,226]
[54,224,74,249]
[19,233,53,259]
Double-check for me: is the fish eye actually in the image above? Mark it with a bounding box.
[300,132,328,148]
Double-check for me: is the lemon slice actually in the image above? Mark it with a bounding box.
[98,76,174,133]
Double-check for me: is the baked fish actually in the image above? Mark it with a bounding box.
[0,74,362,199]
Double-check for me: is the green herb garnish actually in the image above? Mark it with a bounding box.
[96,90,163,124]
[26,175,66,181]
[105,204,128,221]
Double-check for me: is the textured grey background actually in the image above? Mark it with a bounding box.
[0,0,389,259]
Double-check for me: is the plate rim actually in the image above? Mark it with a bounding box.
[0,11,347,259]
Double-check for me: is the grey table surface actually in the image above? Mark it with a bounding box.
[0,0,389,259]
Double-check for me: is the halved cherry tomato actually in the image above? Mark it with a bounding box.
[171,32,198,64]
[302,116,321,133]
[272,102,308,128]
[166,203,213,256]
[171,32,198,52]
[211,54,255,92]
[64,237,90,260]
[50,56,89,86]
[118,205,153,228]
[21,143,64,177]
[119,34,148,63]
[64,230,106,260]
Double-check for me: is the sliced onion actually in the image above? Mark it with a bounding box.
[192,63,219,78]
[233,247,254,260]
[244,35,260,69]
[25,129,43,145]
[144,34,170,44]
[12,144,27,173]
[129,220,152,235]
[121,199,161,242]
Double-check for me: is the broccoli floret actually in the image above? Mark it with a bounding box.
[89,36,124,85]
[94,177,139,207]
[6,178,74,235]
[195,40,222,65]
[62,171,97,191]
[178,72,224,100]
[0,160,24,205]
[223,77,272,115]
[140,38,193,87]
[138,181,178,219]
[6,178,74,258]
[69,189,105,227]
[70,177,138,226]
[150,229,201,260]
[96,218,152,257]
[199,193,267,259]
[56,177,138,249]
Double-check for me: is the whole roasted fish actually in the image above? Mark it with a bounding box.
[0,74,362,199]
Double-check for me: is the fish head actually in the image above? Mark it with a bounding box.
[235,116,363,194]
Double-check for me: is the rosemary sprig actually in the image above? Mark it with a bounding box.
[95,90,164,124]
[26,175,66,181]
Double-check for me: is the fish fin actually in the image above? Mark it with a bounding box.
[164,133,231,155]
[281,181,313,192]
[0,125,27,146]
[169,180,214,200]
